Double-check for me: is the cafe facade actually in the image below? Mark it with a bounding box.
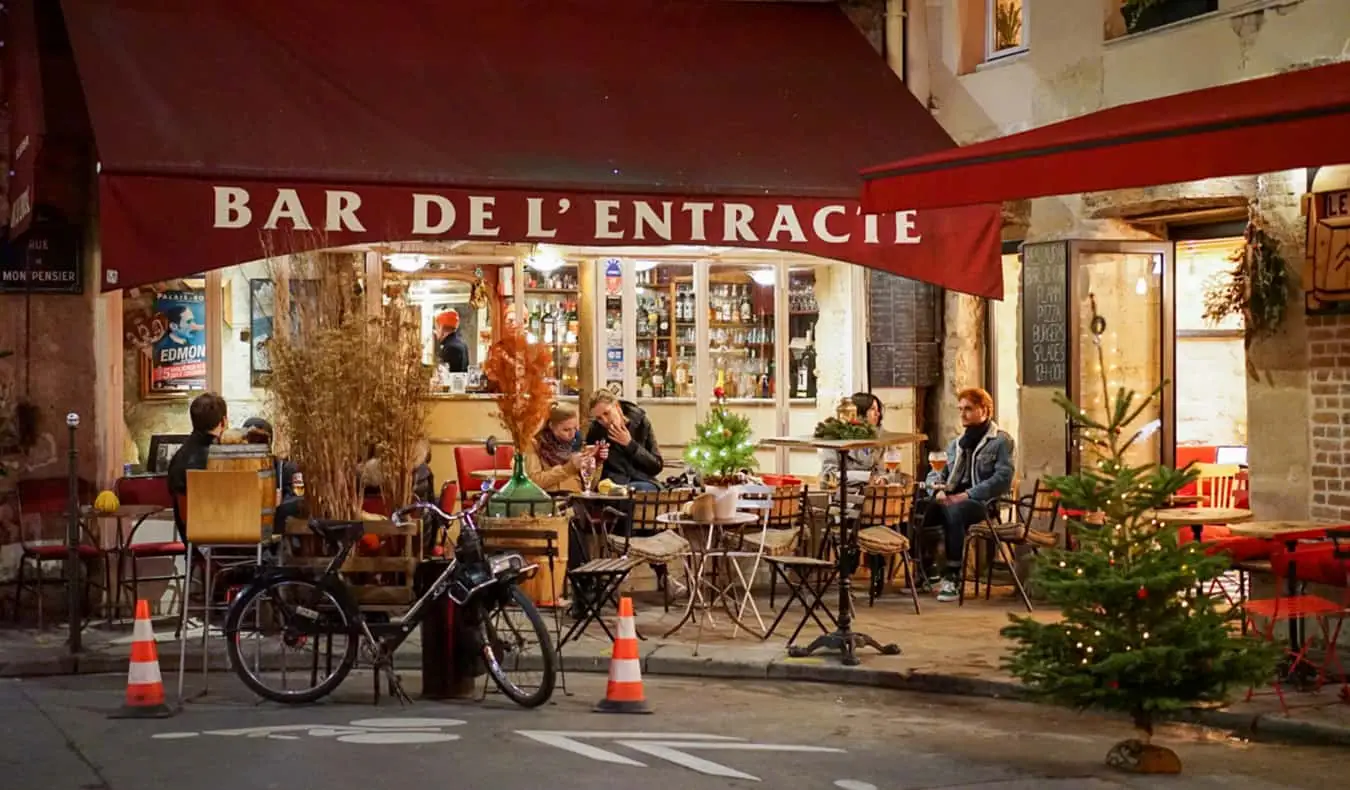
[0,0,1003,516]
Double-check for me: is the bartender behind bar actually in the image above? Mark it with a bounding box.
[436,309,469,373]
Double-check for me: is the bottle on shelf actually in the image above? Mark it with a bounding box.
[675,351,691,398]
[740,286,753,324]
[651,356,666,398]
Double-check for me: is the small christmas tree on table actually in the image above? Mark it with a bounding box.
[1000,295,1277,775]
[684,387,757,488]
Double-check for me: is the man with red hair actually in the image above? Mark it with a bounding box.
[924,386,1015,602]
[435,309,469,372]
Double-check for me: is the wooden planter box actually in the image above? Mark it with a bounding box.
[284,516,422,611]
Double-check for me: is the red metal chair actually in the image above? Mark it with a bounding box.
[453,443,513,507]
[1243,541,1348,713]
[11,477,107,627]
[112,475,184,619]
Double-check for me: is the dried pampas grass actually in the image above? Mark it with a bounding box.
[262,236,430,520]
[482,322,553,452]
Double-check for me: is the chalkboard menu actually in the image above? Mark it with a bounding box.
[867,271,940,388]
[1021,242,1068,387]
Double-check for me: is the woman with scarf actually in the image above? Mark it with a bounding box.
[923,387,1015,603]
[524,404,596,493]
[819,392,889,490]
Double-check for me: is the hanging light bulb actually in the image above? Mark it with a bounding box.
[527,244,566,273]
[386,253,430,273]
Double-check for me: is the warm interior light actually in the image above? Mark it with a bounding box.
[527,245,566,273]
[1134,276,1148,295]
[634,260,659,272]
[386,253,430,273]
[748,268,776,286]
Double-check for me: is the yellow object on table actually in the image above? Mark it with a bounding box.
[94,490,120,515]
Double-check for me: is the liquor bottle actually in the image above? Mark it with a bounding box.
[651,356,666,398]
[529,302,543,339]
[675,352,691,397]
[741,286,753,324]
[542,303,555,345]
[659,296,670,333]
[803,330,818,399]
[639,360,654,399]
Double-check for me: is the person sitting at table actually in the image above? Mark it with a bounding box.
[584,390,663,491]
[819,392,889,490]
[924,387,1015,603]
[525,404,598,494]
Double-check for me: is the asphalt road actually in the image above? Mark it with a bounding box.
[2,672,1342,790]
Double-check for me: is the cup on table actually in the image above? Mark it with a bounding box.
[928,451,947,473]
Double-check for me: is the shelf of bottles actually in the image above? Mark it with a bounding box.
[521,265,581,396]
[707,264,775,400]
[787,270,820,400]
[634,262,695,400]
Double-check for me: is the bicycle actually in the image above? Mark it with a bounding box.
[223,469,557,708]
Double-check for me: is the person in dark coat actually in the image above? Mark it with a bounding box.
[435,310,469,373]
[166,392,229,543]
[584,390,663,490]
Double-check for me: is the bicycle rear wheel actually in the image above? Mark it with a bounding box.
[224,577,359,704]
[478,584,556,708]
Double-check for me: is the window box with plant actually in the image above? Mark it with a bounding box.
[986,0,1026,61]
[1122,0,1219,35]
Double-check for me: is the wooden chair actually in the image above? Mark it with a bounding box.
[852,484,921,614]
[608,488,696,611]
[960,480,1060,612]
[1194,463,1243,509]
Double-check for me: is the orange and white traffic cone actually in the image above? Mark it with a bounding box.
[109,599,174,719]
[594,596,651,714]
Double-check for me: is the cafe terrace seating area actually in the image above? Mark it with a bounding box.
[3,440,1348,717]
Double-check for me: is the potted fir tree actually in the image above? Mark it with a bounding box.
[684,387,756,519]
[1000,296,1277,774]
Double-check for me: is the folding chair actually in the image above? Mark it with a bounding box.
[562,502,645,647]
[762,555,839,646]
[959,480,1058,612]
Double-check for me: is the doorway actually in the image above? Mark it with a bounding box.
[1067,241,1176,471]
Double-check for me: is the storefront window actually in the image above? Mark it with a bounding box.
[708,263,775,400]
[633,260,694,400]
[787,267,820,401]
[1176,238,1246,447]
[522,262,580,396]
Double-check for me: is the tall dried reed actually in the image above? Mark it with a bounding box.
[482,322,553,453]
[262,237,429,521]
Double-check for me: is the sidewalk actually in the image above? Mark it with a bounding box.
[3,591,1348,746]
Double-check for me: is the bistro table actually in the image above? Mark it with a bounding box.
[1222,520,1330,664]
[1146,506,1253,544]
[655,511,760,645]
[71,504,172,624]
[763,432,925,665]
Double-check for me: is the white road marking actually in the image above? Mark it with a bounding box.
[338,732,459,744]
[153,718,467,744]
[834,781,877,790]
[515,730,846,781]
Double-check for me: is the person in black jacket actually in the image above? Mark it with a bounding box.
[584,390,663,490]
[435,310,469,373]
[166,392,229,542]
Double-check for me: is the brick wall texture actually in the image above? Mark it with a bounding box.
[1307,313,1350,520]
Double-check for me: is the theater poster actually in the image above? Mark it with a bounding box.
[144,289,207,395]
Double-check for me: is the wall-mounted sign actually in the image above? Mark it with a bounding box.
[1305,167,1350,314]
[0,224,84,294]
[142,290,207,396]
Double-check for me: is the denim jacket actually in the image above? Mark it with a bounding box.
[924,422,1015,505]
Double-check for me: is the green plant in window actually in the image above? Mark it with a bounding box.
[1201,220,1290,379]
[994,0,1023,51]
[1121,0,1166,32]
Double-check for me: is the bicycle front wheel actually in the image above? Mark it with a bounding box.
[478,584,556,708]
[224,576,359,705]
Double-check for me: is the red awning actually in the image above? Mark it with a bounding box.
[860,61,1350,213]
[5,0,45,237]
[60,0,1002,298]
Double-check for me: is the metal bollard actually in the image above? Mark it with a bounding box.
[65,412,81,654]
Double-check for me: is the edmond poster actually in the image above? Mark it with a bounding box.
[149,290,207,393]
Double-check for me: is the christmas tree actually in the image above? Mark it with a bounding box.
[1000,295,1277,771]
[684,390,757,484]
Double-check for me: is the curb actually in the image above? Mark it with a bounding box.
[6,647,1349,747]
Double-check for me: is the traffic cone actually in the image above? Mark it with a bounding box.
[109,599,174,719]
[594,597,651,714]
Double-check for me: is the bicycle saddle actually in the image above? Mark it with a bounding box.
[307,518,366,542]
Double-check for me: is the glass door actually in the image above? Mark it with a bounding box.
[1067,241,1175,471]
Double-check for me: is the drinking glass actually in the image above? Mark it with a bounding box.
[578,454,597,492]
[927,451,947,473]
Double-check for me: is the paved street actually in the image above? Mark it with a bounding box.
[2,672,1342,790]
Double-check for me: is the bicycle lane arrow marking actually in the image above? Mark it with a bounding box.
[617,740,847,782]
[514,731,739,766]
[514,731,845,781]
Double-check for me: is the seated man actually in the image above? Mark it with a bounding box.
[166,392,229,544]
[924,387,1014,603]
[584,390,663,491]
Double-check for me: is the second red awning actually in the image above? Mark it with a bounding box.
[860,61,1350,213]
[60,0,1004,298]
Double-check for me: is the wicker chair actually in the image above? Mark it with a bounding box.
[606,488,695,611]
[960,480,1060,611]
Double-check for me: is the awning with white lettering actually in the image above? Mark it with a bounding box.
[60,0,1002,297]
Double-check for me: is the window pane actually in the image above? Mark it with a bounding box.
[708,264,775,400]
[787,268,820,400]
[993,0,1024,51]
[522,263,580,396]
[634,260,694,401]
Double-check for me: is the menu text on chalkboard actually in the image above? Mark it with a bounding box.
[1021,242,1068,387]
[867,271,940,388]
